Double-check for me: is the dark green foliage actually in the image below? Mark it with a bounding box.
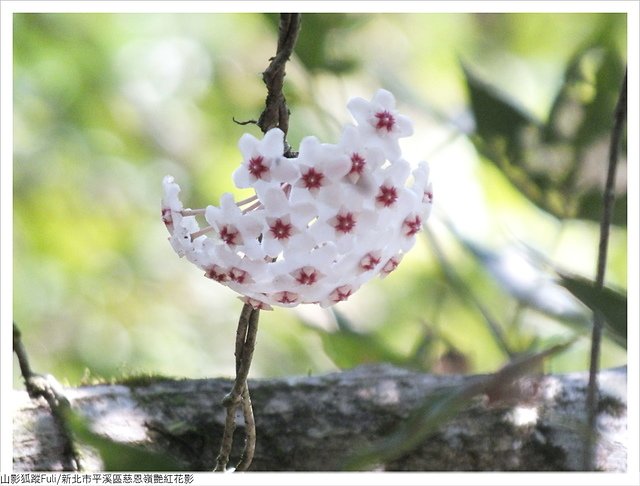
[313,310,407,369]
[465,38,626,226]
[558,272,627,348]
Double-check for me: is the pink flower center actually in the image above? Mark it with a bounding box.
[374,110,395,132]
[349,153,366,177]
[229,267,251,284]
[333,212,357,234]
[359,252,381,271]
[269,218,293,240]
[248,156,269,180]
[402,215,422,237]
[243,296,271,310]
[425,190,433,204]
[205,265,229,282]
[293,267,320,285]
[301,167,325,190]
[161,208,173,228]
[330,285,353,303]
[376,185,398,207]
[381,256,401,276]
[220,225,241,246]
[274,291,298,304]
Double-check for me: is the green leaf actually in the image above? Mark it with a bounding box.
[452,232,588,324]
[464,47,626,227]
[543,45,623,147]
[542,43,627,225]
[575,190,627,227]
[318,328,407,370]
[463,63,537,162]
[463,64,566,220]
[558,272,627,347]
[574,48,626,148]
[309,309,408,369]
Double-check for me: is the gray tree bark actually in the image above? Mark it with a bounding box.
[13,364,627,472]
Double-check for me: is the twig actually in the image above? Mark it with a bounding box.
[214,13,302,472]
[13,322,35,380]
[214,303,250,471]
[232,117,258,126]
[235,384,256,471]
[258,13,302,142]
[214,303,260,472]
[13,323,85,471]
[583,69,627,470]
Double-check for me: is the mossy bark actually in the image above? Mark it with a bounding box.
[13,364,627,472]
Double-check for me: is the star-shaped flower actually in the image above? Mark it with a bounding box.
[162,90,432,309]
[289,135,351,208]
[233,128,298,188]
[347,89,414,162]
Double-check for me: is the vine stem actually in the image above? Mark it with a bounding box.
[214,304,259,471]
[13,323,85,471]
[213,13,301,472]
[583,69,627,470]
[258,13,302,139]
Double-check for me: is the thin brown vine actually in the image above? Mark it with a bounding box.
[583,68,627,471]
[213,13,302,473]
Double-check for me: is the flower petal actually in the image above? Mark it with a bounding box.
[162,90,431,308]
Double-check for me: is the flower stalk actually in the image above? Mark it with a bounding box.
[213,13,302,472]
[162,13,433,472]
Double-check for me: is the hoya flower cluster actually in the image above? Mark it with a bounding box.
[162,89,432,309]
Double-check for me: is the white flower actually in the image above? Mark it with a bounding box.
[205,193,264,259]
[232,128,298,188]
[293,136,351,192]
[162,90,432,309]
[338,124,386,185]
[347,89,414,161]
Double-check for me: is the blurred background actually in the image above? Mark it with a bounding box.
[13,12,627,387]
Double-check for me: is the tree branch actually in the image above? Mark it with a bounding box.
[13,364,627,472]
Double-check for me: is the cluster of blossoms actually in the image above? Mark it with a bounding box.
[162,89,432,309]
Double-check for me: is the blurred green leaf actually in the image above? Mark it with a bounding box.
[557,272,627,347]
[343,339,575,470]
[544,44,623,147]
[464,41,626,226]
[446,222,588,324]
[463,63,538,161]
[575,190,627,227]
[543,41,627,226]
[464,63,565,220]
[574,48,625,148]
[263,13,363,74]
[68,412,186,471]
[312,309,408,369]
